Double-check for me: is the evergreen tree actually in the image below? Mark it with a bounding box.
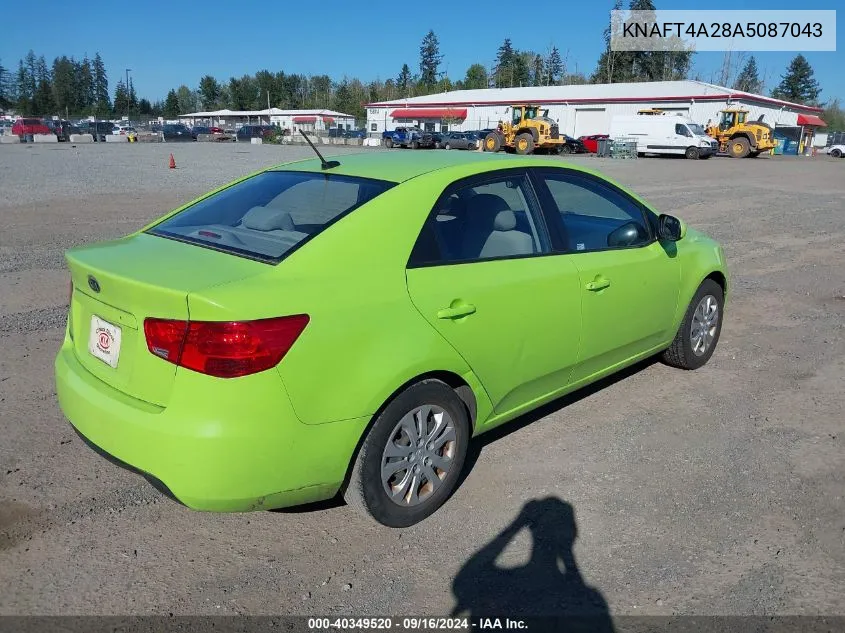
[545,46,563,85]
[138,98,153,115]
[494,38,517,87]
[396,64,412,95]
[113,79,129,115]
[418,30,442,88]
[92,53,110,115]
[771,54,821,105]
[33,56,54,114]
[0,59,14,108]
[16,60,33,113]
[733,56,762,93]
[163,89,180,117]
[51,56,75,114]
[531,54,545,87]
[175,85,197,114]
[463,63,488,90]
[128,77,138,112]
[198,75,221,109]
[592,0,630,83]
[75,56,94,113]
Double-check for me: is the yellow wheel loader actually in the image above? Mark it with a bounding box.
[706,108,775,158]
[483,105,565,155]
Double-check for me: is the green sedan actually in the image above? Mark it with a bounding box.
[55,151,728,527]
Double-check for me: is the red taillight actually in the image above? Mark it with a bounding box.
[143,316,308,378]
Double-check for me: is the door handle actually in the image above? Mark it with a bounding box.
[585,277,611,291]
[437,304,477,319]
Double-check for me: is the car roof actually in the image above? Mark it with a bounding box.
[269,151,603,184]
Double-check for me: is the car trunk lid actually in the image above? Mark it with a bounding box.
[66,232,270,406]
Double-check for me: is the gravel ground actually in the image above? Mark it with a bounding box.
[0,143,843,619]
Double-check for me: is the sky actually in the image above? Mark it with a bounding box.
[1,0,841,104]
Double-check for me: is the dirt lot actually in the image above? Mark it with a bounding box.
[0,143,843,617]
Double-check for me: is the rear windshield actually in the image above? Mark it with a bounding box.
[148,171,395,263]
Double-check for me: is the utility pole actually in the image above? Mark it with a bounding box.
[125,68,132,118]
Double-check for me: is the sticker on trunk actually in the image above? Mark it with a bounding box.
[88,315,122,368]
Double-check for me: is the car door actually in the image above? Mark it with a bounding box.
[405,169,583,417]
[531,168,680,384]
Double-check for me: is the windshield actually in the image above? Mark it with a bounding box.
[148,171,395,263]
[687,123,706,136]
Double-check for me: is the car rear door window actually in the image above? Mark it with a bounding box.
[149,171,395,263]
[536,171,652,253]
[410,173,549,265]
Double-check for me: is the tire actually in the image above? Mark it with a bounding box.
[344,379,470,527]
[830,148,842,158]
[728,137,751,158]
[662,279,724,370]
[515,133,535,155]
[444,143,451,150]
[559,144,572,155]
[385,138,393,148]
[411,140,420,150]
[483,132,501,152]
[685,146,700,160]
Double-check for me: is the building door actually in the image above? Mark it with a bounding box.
[573,109,606,137]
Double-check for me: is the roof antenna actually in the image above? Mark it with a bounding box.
[297,128,340,170]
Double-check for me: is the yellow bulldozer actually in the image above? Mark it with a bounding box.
[706,107,775,158]
[483,105,565,155]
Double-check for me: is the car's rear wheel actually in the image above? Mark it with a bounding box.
[831,148,842,158]
[560,144,572,155]
[662,279,724,370]
[344,379,470,527]
[444,143,451,150]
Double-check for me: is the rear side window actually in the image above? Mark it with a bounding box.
[149,171,395,262]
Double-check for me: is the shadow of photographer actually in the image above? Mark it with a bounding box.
[452,497,615,632]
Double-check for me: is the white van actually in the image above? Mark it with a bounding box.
[609,114,718,159]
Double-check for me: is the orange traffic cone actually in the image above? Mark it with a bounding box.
[169,153,176,169]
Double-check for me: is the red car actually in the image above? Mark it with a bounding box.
[579,133,610,153]
[12,118,52,139]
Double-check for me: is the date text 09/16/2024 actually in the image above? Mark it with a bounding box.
[306,617,528,631]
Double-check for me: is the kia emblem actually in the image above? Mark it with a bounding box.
[87,275,101,293]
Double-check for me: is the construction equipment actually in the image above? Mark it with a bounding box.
[706,107,775,158]
[637,108,666,115]
[482,105,565,155]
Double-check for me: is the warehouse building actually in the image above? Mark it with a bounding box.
[366,80,826,153]
[179,108,355,132]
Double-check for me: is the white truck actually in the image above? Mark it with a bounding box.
[609,114,718,159]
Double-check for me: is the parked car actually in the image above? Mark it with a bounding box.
[56,151,728,527]
[430,131,448,149]
[579,134,610,154]
[383,127,434,149]
[80,121,116,142]
[609,115,717,159]
[560,135,587,154]
[11,118,52,139]
[113,123,137,136]
[343,129,367,139]
[236,125,276,141]
[191,126,211,138]
[442,132,479,150]
[824,144,845,158]
[44,119,79,142]
[162,124,193,142]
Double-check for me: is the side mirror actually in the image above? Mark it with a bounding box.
[607,221,648,248]
[657,214,686,241]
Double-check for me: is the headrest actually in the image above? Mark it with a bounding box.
[241,206,296,231]
[493,210,517,231]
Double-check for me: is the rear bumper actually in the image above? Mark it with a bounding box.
[55,336,369,511]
